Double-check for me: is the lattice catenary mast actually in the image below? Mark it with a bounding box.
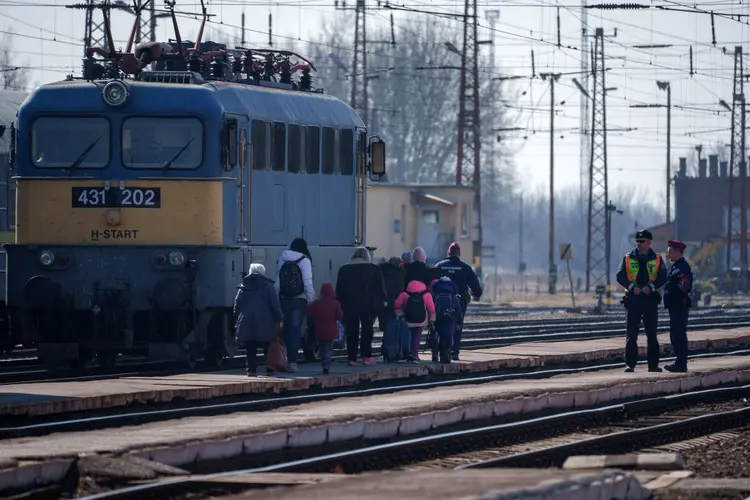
[70,0,160,58]
[456,0,482,269]
[727,45,747,279]
[351,0,368,128]
[585,27,609,294]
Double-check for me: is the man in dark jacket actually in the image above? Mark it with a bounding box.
[434,242,483,360]
[615,229,668,373]
[233,263,283,377]
[663,240,693,373]
[378,257,406,326]
[335,247,387,365]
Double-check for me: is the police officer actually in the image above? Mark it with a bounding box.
[434,242,483,360]
[663,240,693,373]
[615,229,668,372]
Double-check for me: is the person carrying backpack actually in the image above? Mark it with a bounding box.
[394,279,436,363]
[274,237,315,372]
[434,242,482,361]
[430,277,464,364]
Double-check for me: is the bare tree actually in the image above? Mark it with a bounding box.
[0,29,29,91]
[308,15,515,189]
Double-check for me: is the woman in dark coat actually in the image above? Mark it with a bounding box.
[234,263,283,377]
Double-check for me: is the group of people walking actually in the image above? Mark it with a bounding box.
[616,229,694,373]
[233,238,483,377]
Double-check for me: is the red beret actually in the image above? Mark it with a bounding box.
[448,242,460,256]
[668,240,686,251]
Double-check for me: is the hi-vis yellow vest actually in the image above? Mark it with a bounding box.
[625,253,662,283]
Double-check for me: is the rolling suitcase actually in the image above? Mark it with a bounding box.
[382,315,410,362]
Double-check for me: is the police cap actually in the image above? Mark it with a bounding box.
[635,229,653,240]
[668,240,687,251]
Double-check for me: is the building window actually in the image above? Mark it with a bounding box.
[461,203,470,237]
[423,210,439,225]
[394,219,401,234]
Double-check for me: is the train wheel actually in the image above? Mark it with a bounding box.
[97,351,118,369]
[205,310,236,369]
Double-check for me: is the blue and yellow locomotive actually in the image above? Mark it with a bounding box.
[4,12,386,370]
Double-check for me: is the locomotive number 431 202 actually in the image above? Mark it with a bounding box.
[72,187,162,208]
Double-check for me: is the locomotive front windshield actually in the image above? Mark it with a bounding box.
[32,117,110,169]
[122,117,203,169]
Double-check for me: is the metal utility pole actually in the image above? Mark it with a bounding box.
[630,81,671,227]
[346,0,369,128]
[540,72,561,294]
[485,9,500,189]
[456,0,482,273]
[727,45,747,281]
[585,28,609,295]
[657,80,671,225]
[579,0,590,223]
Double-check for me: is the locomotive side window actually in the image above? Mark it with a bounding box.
[339,129,354,175]
[251,120,268,170]
[225,119,238,168]
[271,122,286,172]
[306,126,320,174]
[122,117,203,169]
[32,116,110,169]
[288,124,302,173]
[321,127,336,175]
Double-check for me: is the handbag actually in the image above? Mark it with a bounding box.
[267,339,288,372]
[266,326,287,371]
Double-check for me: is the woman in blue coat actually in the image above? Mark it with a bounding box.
[234,263,283,376]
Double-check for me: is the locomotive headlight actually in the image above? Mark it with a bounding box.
[102,81,129,107]
[168,251,186,267]
[39,250,55,266]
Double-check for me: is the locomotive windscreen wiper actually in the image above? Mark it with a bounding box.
[162,137,195,169]
[67,133,104,174]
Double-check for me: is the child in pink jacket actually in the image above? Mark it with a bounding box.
[394,280,436,363]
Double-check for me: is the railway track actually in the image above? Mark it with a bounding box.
[67,382,750,500]
[2,312,750,385]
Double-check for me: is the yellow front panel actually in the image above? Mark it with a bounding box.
[17,180,223,245]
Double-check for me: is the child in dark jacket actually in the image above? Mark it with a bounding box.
[306,282,344,374]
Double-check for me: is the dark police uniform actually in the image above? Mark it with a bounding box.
[663,240,693,373]
[615,229,668,372]
[434,242,483,360]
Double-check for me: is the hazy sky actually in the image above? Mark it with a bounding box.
[1,0,748,208]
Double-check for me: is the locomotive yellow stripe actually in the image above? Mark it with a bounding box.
[16,180,223,245]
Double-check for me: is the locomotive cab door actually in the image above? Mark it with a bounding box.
[237,117,251,275]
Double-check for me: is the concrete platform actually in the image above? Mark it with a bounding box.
[2,327,749,418]
[0,355,749,471]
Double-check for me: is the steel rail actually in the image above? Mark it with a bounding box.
[74,382,750,500]
[3,314,750,386]
[4,349,748,438]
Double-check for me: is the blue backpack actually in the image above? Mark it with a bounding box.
[431,278,462,325]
